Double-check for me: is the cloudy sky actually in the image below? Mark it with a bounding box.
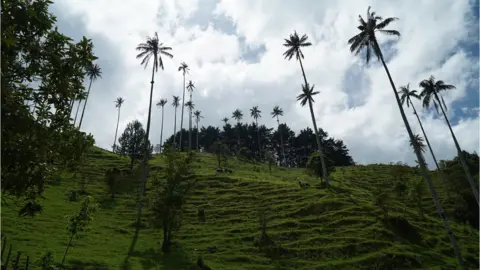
[52,0,479,167]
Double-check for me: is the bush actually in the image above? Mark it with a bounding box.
[306,152,335,181]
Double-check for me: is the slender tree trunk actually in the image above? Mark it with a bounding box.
[113,106,121,152]
[74,100,82,126]
[173,107,177,148]
[434,92,478,205]
[196,120,199,151]
[160,106,165,153]
[69,98,75,118]
[237,122,241,150]
[410,100,450,196]
[131,61,156,253]
[179,74,186,151]
[189,93,193,149]
[277,117,286,166]
[61,235,74,267]
[256,119,261,159]
[308,99,329,184]
[78,79,93,130]
[375,40,466,270]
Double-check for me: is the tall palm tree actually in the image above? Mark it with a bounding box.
[221,117,229,125]
[178,62,189,150]
[232,109,243,149]
[194,110,203,151]
[112,97,125,152]
[157,98,168,153]
[73,94,84,126]
[131,32,173,253]
[399,84,450,194]
[185,100,195,149]
[78,63,102,130]
[419,76,478,206]
[186,80,196,149]
[172,96,180,148]
[250,106,262,157]
[283,31,329,182]
[271,106,286,166]
[348,7,466,269]
[296,83,329,184]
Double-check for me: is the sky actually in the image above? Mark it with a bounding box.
[51,0,480,167]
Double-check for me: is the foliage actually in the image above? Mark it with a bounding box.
[39,250,57,270]
[265,150,275,175]
[1,0,96,213]
[105,168,121,199]
[372,188,391,219]
[408,177,427,218]
[210,141,230,168]
[149,147,196,253]
[115,120,153,169]
[306,152,335,180]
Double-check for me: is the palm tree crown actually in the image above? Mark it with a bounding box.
[185,101,195,110]
[348,6,400,63]
[232,109,243,122]
[399,84,420,107]
[250,106,261,121]
[136,32,173,71]
[86,63,102,81]
[194,110,203,122]
[419,75,455,113]
[178,62,189,75]
[115,97,125,108]
[187,80,195,93]
[271,106,284,118]
[157,98,167,108]
[283,31,312,61]
[172,96,180,108]
[222,117,229,125]
[410,134,426,153]
[297,83,320,106]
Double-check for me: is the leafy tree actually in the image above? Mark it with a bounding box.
[178,62,189,150]
[210,141,230,168]
[271,106,286,166]
[409,177,427,218]
[194,110,204,151]
[112,97,125,151]
[399,84,449,193]
[149,147,196,253]
[265,150,275,175]
[2,0,96,212]
[78,63,102,129]
[306,152,335,181]
[419,76,478,205]
[172,95,180,148]
[232,109,243,151]
[157,98,167,153]
[105,168,121,199]
[61,196,98,267]
[117,120,152,170]
[348,7,465,268]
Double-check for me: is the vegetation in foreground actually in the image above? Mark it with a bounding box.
[1,147,478,269]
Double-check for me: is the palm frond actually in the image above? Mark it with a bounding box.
[376,17,398,30]
[378,29,400,36]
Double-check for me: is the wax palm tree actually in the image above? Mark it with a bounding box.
[194,110,203,151]
[157,98,168,153]
[283,31,312,86]
[178,62,189,150]
[172,96,180,148]
[112,97,125,152]
[232,109,243,149]
[250,106,262,157]
[73,93,85,126]
[348,7,465,268]
[271,105,286,166]
[185,100,195,149]
[297,83,329,184]
[130,32,172,253]
[419,76,478,206]
[399,84,449,194]
[78,63,102,129]
[186,80,195,149]
[221,117,229,125]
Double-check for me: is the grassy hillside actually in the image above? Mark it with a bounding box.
[2,147,478,269]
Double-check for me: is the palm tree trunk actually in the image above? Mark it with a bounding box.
[236,122,241,150]
[173,107,177,148]
[189,93,193,149]
[74,100,82,126]
[196,121,199,151]
[131,61,156,253]
[307,99,329,184]
[410,100,450,197]
[434,92,478,205]
[298,57,309,89]
[277,117,286,166]
[113,106,121,152]
[160,106,165,153]
[179,74,186,151]
[375,40,466,269]
[78,79,93,130]
[69,98,75,118]
[256,119,261,158]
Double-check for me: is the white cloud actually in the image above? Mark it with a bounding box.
[54,0,479,167]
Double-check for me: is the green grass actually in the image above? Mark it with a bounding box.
[2,147,478,269]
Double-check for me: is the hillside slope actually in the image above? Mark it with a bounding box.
[2,147,478,269]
